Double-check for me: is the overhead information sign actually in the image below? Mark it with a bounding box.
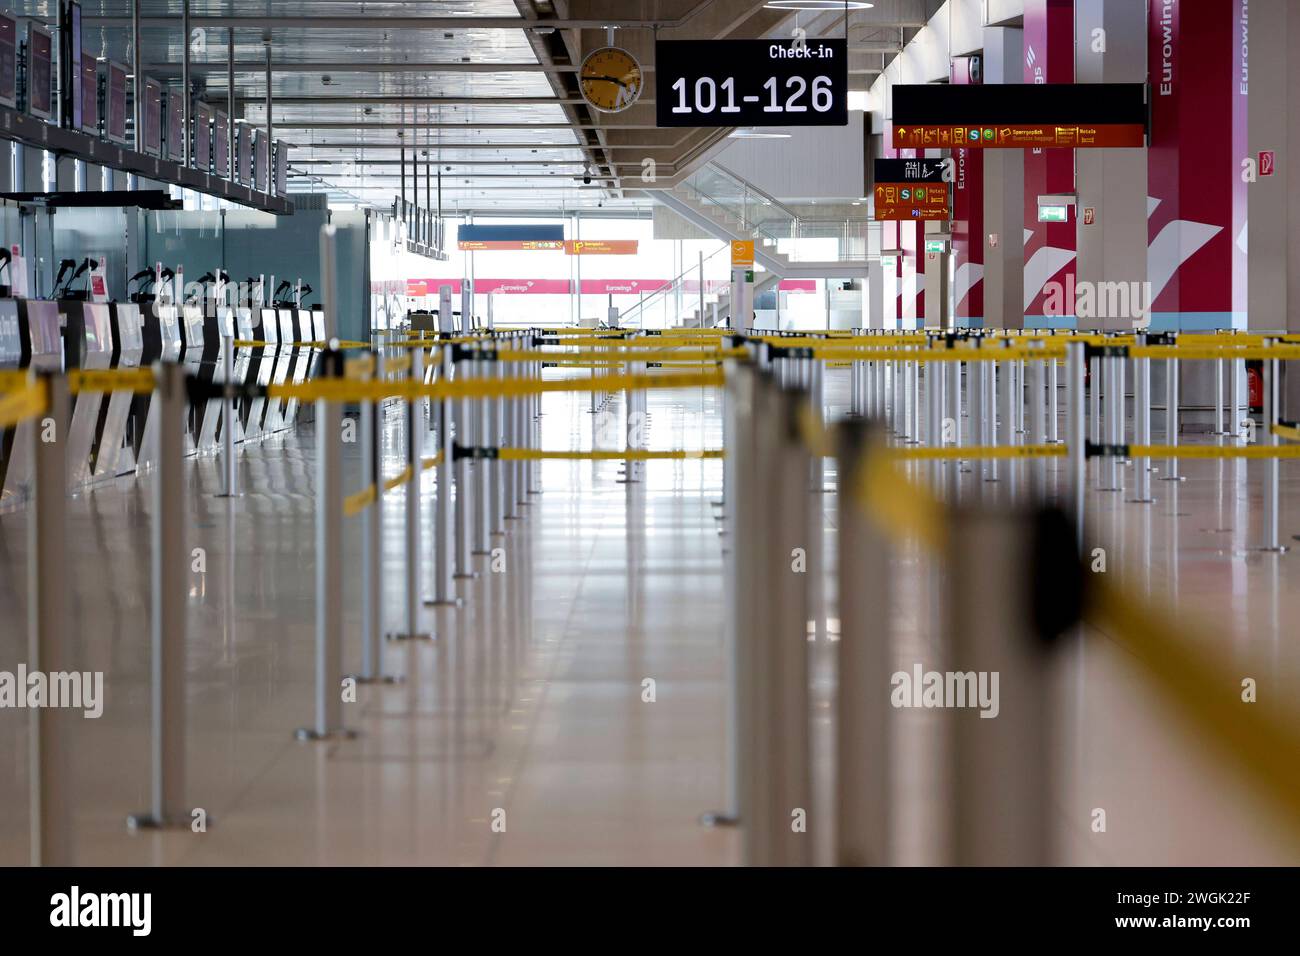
[655,38,848,128]
[457,223,566,251]
[873,159,950,222]
[891,83,1146,149]
[564,240,638,256]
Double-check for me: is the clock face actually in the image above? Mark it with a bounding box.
[579,47,643,113]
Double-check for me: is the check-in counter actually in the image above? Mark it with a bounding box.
[281,307,311,425]
[91,302,144,479]
[245,307,280,437]
[234,307,262,441]
[178,304,204,454]
[0,298,26,503]
[262,307,295,432]
[194,305,227,453]
[62,300,114,487]
[0,300,63,506]
[134,302,182,471]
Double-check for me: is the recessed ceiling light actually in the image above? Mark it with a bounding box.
[728,128,792,139]
[764,1,874,9]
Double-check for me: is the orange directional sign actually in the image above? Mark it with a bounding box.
[731,240,755,267]
[563,239,639,255]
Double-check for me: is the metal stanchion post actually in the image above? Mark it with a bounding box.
[356,350,400,683]
[834,419,892,865]
[1259,341,1287,552]
[1066,343,1087,545]
[128,362,193,828]
[1213,357,1227,435]
[987,356,999,482]
[296,348,354,741]
[1029,346,1046,500]
[1231,352,1245,441]
[474,350,493,554]
[1001,351,1017,496]
[217,333,239,496]
[945,508,1051,865]
[1128,337,1154,504]
[387,347,430,641]
[453,347,475,580]
[1100,354,1121,491]
[1088,353,1100,488]
[31,374,73,862]
[502,355,517,521]
[1048,350,1059,443]
[430,346,460,605]
[1160,354,1183,481]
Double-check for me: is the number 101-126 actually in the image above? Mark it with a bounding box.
[671,75,835,113]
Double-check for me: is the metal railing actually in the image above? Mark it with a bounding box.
[619,241,733,329]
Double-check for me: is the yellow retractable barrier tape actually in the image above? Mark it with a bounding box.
[343,485,377,518]
[811,344,1068,363]
[0,369,31,393]
[269,369,724,403]
[383,466,413,493]
[384,353,413,375]
[497,347,747,363]
[69,368,156,394]
[233,339,368,349]
[1088,578,1300,838]
[1272,424,1300,443]
[1131,345,1300,362]
[1129,443,1300,460]
[0,379,47,429]
[496,448,723,461]
[886,443,1067,461]
[857,454,947,553]
[345,354,376,380]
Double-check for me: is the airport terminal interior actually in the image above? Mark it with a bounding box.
[1,0,1300,877]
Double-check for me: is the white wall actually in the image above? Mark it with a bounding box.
[715,111,865,201]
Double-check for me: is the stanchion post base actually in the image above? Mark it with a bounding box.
[127,813,206,832]
[453,572,478,580]
[1158,475,1186,482]
[1125,497,1155,504]
[348,673,405,685]
[1252,546,1290,554]
[294,727,360,742]
[699,811,740,828]
[213,492,243,499]
[424,597,464,608]
[385,631,434,642]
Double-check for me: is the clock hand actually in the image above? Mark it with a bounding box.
[584,74,632,88]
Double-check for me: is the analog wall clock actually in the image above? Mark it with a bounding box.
[579,46,644,113]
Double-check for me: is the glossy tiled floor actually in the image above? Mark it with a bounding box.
[0,368,1297,865]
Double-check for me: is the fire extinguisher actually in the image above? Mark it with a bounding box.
[1247,363,1263,411]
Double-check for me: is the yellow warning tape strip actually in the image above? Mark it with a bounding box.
[811,345,1068,363]
[496,447,724,461]
[384,353,413,375]
[0,379,47,429]
[0,369,31,392]
[886,443,1067,461]
[342,485,376,518]
[1129,443,1300,460]
[1272,424,1300,442]
[233,339,370,349]
[68,368,156,394]
[858,453,947,553]
[270,369,724,403]
[1131,345,1300,361]
[345,451,445,516]
[1087,577,1300,839]
[497,347,746,364]
[345,355,376,380]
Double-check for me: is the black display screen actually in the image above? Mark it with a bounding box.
[213,110,229,177]
[80,52,97,134]
[106,61,127,143]
[0,16,16,109]
[655,38,848,128]
[27,25,52,118]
